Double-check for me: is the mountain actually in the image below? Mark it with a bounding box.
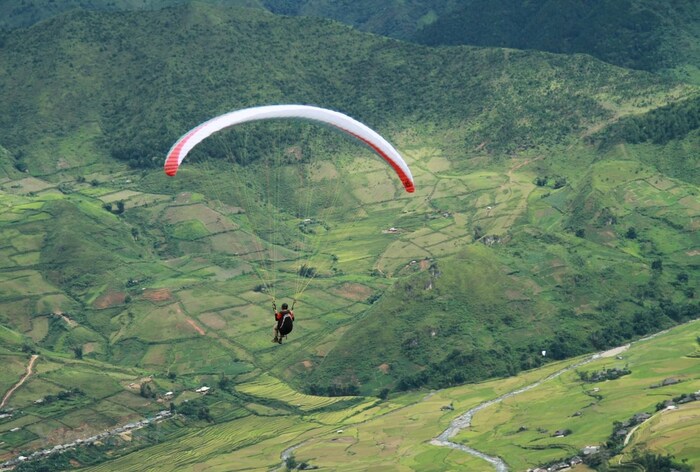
[0,3,698,470]
[0,0,266,30]
[1,0,698,389]
[4,0,700,82]
[261,0,457,38]
[412,0,700,80]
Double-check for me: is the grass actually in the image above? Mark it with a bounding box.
[235,373,363,412]
[1,323,697,471]
[454,322,700,471]
[623,402,700,470]
[0,5,697,468]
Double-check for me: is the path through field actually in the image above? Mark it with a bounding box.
[1,354,39,409]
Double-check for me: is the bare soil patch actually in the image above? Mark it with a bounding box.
[330,283,372,302]
[83,342,99,354]
[186,318,205,335]
[142,288,173,303]
[93,291,126,309]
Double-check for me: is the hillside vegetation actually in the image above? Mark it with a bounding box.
[0,3,698,470]
[5,0,700,84]
[5,319,695,471]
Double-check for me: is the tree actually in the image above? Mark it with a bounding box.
[140,382,156,398]
[285,455,298,471]
[72,345,83,360]
[553,176,567,189]
[218,373,232,392]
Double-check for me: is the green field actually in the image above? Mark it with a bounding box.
[0,3,699,471]
[0,323,656,470]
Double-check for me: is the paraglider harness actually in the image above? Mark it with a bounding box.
[273,300,295,343]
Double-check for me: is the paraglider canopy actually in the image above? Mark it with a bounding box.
[164,104,415,193]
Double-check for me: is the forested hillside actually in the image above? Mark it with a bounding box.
[0,4,689,175]
[1,2,697,394]
[413,0,700,78]
[0,3,698,470]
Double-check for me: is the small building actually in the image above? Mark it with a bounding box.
[195,386,211,394]
[581,445,600,455]
[550,463,570,471]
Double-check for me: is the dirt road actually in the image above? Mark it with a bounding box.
[1,354,39,409]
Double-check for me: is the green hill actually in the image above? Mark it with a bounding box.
[0,3,698,470]
[0,0,697,394]
[6,319,695,471]
[413,0,700,81]
[5,0,700,85]
[0,4,692,172]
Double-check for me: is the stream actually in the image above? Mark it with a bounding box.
[278,323,691,471]
[430,354,602,471]
[430,325,691,470]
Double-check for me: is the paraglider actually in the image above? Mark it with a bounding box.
[272,301,294,344]
[164,104,415,193]
[164,105,415,345]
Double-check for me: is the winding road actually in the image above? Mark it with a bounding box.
[1,354,39,409]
